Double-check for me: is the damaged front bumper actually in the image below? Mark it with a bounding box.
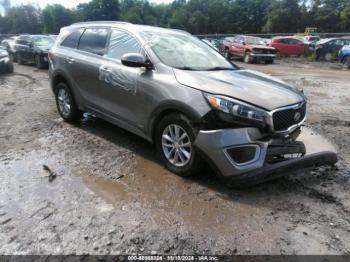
[194,128,338,187]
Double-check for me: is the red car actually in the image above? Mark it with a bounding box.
[271,37,305,56]
[221,35,276,64]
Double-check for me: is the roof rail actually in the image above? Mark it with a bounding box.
[71,21,131,26]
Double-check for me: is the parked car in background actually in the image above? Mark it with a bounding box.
[48,22,337,186]
[314,38,350,61]
[202,38,219,51]
[50,35,58,41]
[15,35,54,69]
[222,35,276,64]
[304,35,320,43]
[271,36,305,56]
[0,46,14,74]
[0,37,17,62]
[338,45,350,69]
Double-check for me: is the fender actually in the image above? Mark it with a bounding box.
[148,100,204,142]
[50,69,84,110]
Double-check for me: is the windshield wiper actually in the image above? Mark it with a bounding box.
[174,66,199,71]
[206,67,236,71]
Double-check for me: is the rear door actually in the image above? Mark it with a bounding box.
[73,27,110,110]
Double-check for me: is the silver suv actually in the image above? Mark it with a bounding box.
[49,22,337,186]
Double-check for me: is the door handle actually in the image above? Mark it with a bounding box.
[66,57,75,64]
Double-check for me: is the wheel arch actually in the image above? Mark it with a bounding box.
[51,72,71,93]
[149,101,203,144]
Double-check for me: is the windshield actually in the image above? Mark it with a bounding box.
[141,32,236,71]
[245,36,265,45]
[33,36,54,47]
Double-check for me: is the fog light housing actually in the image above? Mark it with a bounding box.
[225,145,260,165]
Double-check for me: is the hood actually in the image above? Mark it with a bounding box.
[0,49,9,59]
[173,68,304,111]
[36,46,51,53]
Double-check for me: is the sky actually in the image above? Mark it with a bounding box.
[5,0,173,9]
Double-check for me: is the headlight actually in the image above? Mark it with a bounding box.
[204,93,267,124]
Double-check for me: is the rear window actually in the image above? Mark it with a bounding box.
[61,29,84,49]
[78,28,109,55]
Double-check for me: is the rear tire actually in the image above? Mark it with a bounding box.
[54,82,82,123]
[155,113,203,177]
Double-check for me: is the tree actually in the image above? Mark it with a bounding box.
[263,0,301,33]
[42,5,76,34]
[77,0,120,21]
[0,0,10,15]
[231,0,270,33]
[4,5,42,34]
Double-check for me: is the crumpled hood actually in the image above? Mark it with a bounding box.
[36,46,51,53]
[173,68,304,111]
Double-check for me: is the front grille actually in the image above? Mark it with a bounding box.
[273,102,306,131]
[253,48,276,54]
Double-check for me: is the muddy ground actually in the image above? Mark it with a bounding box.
[0,60,349,255]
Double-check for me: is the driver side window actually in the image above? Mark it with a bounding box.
[107,30,141,60]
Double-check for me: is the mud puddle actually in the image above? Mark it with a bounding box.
[299,127,337,154]
[81,126,338,235]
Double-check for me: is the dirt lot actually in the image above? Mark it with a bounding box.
[0,60,349,255]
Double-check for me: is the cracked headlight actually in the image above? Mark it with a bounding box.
[204,93,267,124]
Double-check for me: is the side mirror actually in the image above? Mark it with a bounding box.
[121,53,152,69]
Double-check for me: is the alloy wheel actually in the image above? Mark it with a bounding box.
[57,88,71,117]
[161,124,192,167]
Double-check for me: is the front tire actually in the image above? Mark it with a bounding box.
[54,82,82,123]
[324,52,333,61]
[6,62,14,73]
[343,57,350,69]
[17,53,24,65]
[155,113,203,177]
[244,52,252,63]
[224,49,231,60]
[35,55,46,69]
[265,59,274,64]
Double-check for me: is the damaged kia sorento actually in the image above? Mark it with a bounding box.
[49,22,337,186]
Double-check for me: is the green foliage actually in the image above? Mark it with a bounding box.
[0,0,350,35]
[42,5,76,34]
[3,4,42,34]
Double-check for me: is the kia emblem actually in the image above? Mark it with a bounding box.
[294,112,301,122]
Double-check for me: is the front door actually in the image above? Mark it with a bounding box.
[98,29,144,128]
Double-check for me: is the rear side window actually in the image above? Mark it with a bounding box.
[61,29,84,49]
[106,30,141,60]
[78,28,109,55]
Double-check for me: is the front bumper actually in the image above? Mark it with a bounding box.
[194,128,338,187]
[250,53,276,58]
